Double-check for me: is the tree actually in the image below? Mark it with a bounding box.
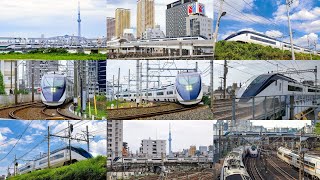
[315,123,320,135]
[0,71,5,95]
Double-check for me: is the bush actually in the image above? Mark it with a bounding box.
[9,156,106,180]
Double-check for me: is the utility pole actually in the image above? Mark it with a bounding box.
[286,0,296,60]
[14,60,18,105]
[139,62,143,104]
[223,60,228,99]
[136,60,140,106]
[128,69,130,93]
[10,60,13,94]
[31,61,34,102]
[68,121,72,164]
[86,125,90,152]
[211,0,225,110]
[146,60,149,103]
[117,68,120,109]
[48,126,51,168]
[112,75,115,101]
[74,60,78,111]
[307,35,312,60]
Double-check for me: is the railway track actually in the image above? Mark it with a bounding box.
[245,158,264,180]
[266,157,297,180]
[110,105,205,120]
[1,101,81,120]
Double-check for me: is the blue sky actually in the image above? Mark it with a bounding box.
[0,0,319,48]
[0,120,106,176]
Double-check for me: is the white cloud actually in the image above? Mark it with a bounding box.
[90,139,106,156]
[265,30,283,38]
[294,33,318,47]
[294,20,320,33]
[0,127,12,134]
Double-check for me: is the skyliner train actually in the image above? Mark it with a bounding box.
[236,73,320,113]
[115,72,203,105]
[225,30,320,55]
[40,72,73,107]
[18,146,93,174]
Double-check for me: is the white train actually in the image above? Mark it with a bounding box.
[225,30,320,55]
[111,156,211,165]
[246,145,259,158]
[19,146,93,174]
[115,72,203,105]
[277,147,320,179]
[220,146,252,180]
[236,73,320,111]
[40,72,73,106]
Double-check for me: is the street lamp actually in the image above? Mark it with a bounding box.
[210,0,226,111]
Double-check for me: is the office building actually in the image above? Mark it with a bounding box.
[87,60,107,96]
[188,145,196,156]
[107,120,123,158]
[142,25,165,40]
[115,8,131,38]
[106,17,116,41]
[166,0,198,38]
[137,0,155,39]
[25,60,59,89]
[186,3,213,39]
[140,139,166,157]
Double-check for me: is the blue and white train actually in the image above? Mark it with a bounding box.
[225,30,320,55]
[19,146,93,174]
[40,72,73,106]
[115,72,203,105]
[236,73,320,109]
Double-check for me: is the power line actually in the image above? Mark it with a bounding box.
[0,121,33,162]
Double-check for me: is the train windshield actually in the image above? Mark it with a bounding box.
[42,76,65,89]
[177,75,200,85]
[226,175,251,180]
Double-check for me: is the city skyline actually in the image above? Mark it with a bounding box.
[122,120,311,156]
[0,0,319,49]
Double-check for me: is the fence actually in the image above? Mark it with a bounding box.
[0,94,41,106]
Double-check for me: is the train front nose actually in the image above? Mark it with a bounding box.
[176,83,201,101]
[42,87,64,102]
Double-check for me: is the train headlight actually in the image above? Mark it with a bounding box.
[185,85,193,91]
[51,87,56,93]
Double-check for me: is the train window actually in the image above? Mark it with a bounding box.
[308,89,316,92]
[288,85,303,92]
[275,81,277,86]
[250,36,276,45]
[167,91,173,95]
[123,94,129,97]
[157,92,164,96]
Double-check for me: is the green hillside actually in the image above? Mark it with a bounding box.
[9,156,106,180]
[215,41,320,60]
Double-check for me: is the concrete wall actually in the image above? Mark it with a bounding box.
[0,94,41,106]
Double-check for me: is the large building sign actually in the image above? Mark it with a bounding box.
[188,2,205,15]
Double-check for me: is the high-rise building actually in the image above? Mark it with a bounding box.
[25,61,59,89]
[0,60,16,94]
[186,2,213,39]
[166,0,198,38]
[106,17,116,41]
[87,60,107,96]
[188,145,196,157]
[137,0,155,39]
[107,120,123,159]
[142,25,165,40]
[199,146,208,155]
[115,8,131,38]
[140,139,166,157]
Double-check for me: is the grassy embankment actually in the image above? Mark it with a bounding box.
[215,41,320,60]
[0,48,106,60]
[8,156,106,180]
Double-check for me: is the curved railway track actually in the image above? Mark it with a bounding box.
[1,102,81,120]
[110,105,205,120]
